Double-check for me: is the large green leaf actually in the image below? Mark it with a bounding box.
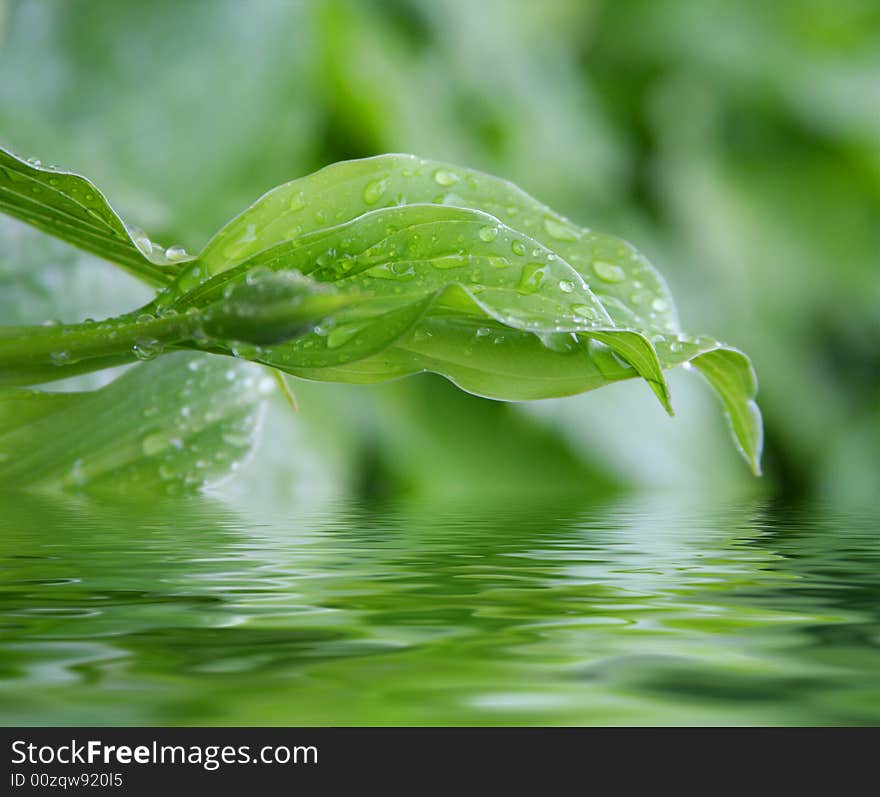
[0,152,762,475]
[0,146,192,287]
[187,156,760,472]
[166,204,672,412]
[199,154,679,334]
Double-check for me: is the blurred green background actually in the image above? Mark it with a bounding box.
[1,0,878,503]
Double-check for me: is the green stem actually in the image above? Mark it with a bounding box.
[0,312,202,388]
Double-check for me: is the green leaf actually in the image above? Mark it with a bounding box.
[171,204,673,413]
[189,155,760,471]
[0,145,192,287]
[0,352,270,494]
[198,154,679,334]
[0,152,763,473]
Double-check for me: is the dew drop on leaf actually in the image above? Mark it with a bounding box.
[511,240,526,256]
[221,432,251,447]
[363,178,388,205]
[164,245,189,262]
[542,217,579,242]
[132,339,162,361]
[572,304,597,320]
[327,325,360,349]
[592,260,626,283]
[67,459,86,487]
[518,263,545,294]
[478,225,499,242]
[433,169,459,186]
[558,280,574,293]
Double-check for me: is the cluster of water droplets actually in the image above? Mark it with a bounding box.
[132,358,274,495]
[124,224,191,265]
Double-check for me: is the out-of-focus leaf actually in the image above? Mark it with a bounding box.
[0,352,270,494]
[0,146,192,286]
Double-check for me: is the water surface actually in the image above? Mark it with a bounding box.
[1,493,878,725]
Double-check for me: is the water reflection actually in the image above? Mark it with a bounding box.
[0,491,878,725]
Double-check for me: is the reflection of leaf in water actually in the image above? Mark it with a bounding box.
[0,353,270,494]
[1,494,878,725]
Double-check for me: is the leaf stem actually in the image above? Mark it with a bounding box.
[0,311,202,387]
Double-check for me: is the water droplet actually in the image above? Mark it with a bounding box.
[611,352,634,369]
[223,223,258,260]
[132,339,162,361]
[433,169,459,186]
[50,351,70,366]
[488,256,510,269]
[244,265,274,286]
[177,264,206,293]
[538,332,576,353]
[593,261,626,283]
[164,245,189,262]
[558,280,574,293]
[222,431,250,447]
[68,459,87,487]
[475,327,491,338]
[327,325,361,349]
[651,298,669,312]
[479,225,499,242]
[518,263,545,294]
[543,217,579,242]
[288,191,306,211]
[412,328,433,343]
[572,304,597,320]
[511,240,526,256]
[363,178,388,204]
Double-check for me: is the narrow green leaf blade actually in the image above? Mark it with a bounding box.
[689,348,763,476]
[0,146,192,286]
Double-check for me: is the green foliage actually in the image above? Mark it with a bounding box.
[0,146,761,481]
[0,147,192,286]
